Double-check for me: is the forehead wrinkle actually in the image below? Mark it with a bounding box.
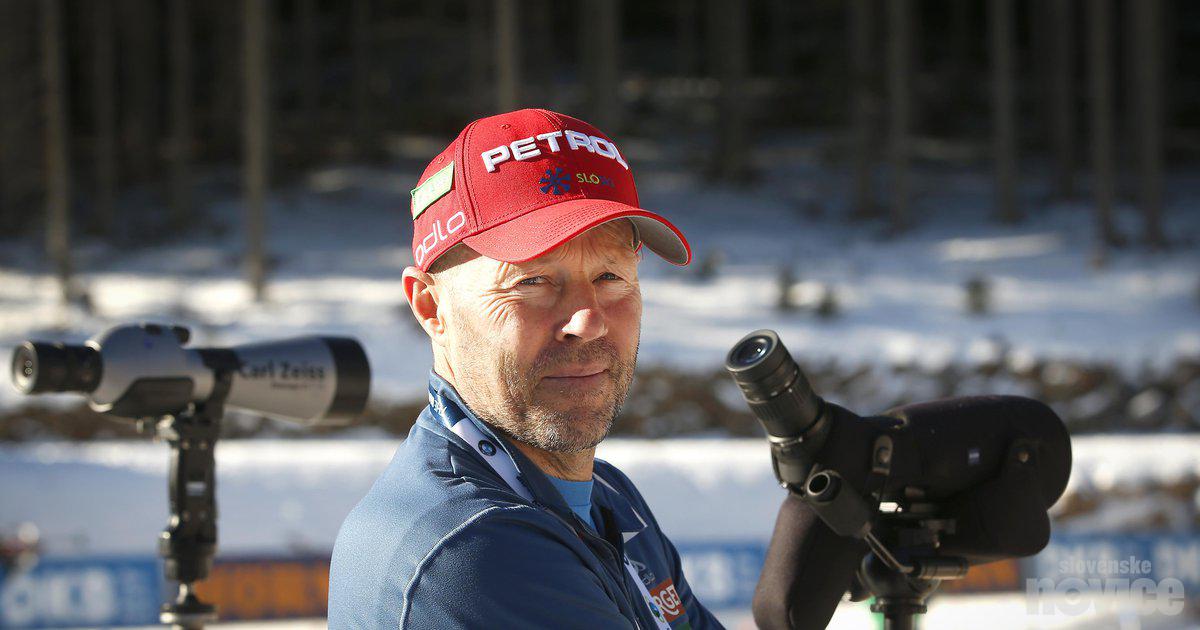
[491,259,522,286]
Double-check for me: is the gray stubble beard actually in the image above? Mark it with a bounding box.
[453,322,638,454]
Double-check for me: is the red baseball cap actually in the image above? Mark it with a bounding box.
[408,108,691,272]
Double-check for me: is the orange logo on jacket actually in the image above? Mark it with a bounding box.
[650,579,683,621]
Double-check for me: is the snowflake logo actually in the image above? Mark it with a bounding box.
[539,168,570,195]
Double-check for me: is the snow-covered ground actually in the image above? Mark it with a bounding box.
[1,138,1197,411]
[3,435,1198,628]
[4,435,1195,557]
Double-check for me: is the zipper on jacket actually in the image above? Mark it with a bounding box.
[537,499,646,627]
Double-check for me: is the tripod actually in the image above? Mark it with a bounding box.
[141,367,233,630]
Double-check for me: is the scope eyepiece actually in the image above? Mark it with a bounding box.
[11,341,102,395]
[729,334,774,368]
[725,329,824,440]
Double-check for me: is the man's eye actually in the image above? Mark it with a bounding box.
[516,276,544,286]
[597,272,621,281]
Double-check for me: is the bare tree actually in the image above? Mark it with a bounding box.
[709,0,749,181]
[1129,0,1166,249]
[0,5,42,236]
[676,0,698,76]
[351,0,371,157]
[949,1,971,87]
[41,0,72,304]
[92,0,118,237]
[768,0,791,78]
[119,0,159,185]
[495,0,520,112]
[299,0,320,123]
[210,2,240,152]
[168,0,193,230]
[849,0,877,220]
[244,0,269,301]
[886,0,912,231]
[1049,0,1075,199]
[467,0,490,116]
[582,0,620,132]
[989,0,1020,223]
[1087,0,1119,250]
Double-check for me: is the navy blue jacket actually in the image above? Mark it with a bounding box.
[328,370,722,629]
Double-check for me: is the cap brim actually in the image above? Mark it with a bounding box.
[461,199,692,266]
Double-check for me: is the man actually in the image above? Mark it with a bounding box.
[328,108,721,628]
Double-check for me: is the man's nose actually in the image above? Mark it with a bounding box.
[557,285,608,343]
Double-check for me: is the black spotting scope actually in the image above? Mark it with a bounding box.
[725,329,1072,630]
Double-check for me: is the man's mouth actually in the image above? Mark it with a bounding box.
[542,366,609,386]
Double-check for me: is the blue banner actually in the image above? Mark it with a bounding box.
[676,541,767,609]
[0,556,163,629]
[1026,533,1200,591]
[2,533,1195,627]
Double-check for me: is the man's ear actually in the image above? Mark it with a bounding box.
[402,266,448,342]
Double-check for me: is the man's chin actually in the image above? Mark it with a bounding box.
[520,405,615,451]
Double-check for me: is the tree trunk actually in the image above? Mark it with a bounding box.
[495,0,520,112]
[467,0,490,116]
[676,0,698,76]
[989,0,1020,223]
[299,0,319,123]
[351,0,371,158]
[41,0,72,304]
[1129,0,1166,249]
[244,0,269,302]
[582,0,620,132]
[709,0,748,182]
[93,0,118,237]
[769,0,791,78]
[1087,0,1118,249]
[119,0,159,184]
[849,0,877,220]
[210,2,240,155]
[168,0,193,230]
[1049,0,1075,199]
[950,0,971,88]
[886,0,912,231]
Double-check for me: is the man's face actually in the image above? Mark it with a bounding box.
[434,221,642,453]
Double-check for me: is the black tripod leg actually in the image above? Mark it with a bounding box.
[754,492,869,630]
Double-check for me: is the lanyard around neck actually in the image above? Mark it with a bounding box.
[426,385,673,630]
[427,388,533,502]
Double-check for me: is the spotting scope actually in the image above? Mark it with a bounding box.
[12,322,370,424]
[10,322,372,629]
[725,329,1072,630]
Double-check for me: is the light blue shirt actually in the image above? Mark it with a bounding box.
[547,476,597,532]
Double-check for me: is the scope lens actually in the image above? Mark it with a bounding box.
[11,345,37,393]
[9,341,102,395]
[731,335,773,367]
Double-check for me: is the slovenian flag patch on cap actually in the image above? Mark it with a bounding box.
[411,161,454,220]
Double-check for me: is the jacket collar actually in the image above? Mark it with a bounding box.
[591,466,650,543]
[421,369,570,515]
[420,369,647,542]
